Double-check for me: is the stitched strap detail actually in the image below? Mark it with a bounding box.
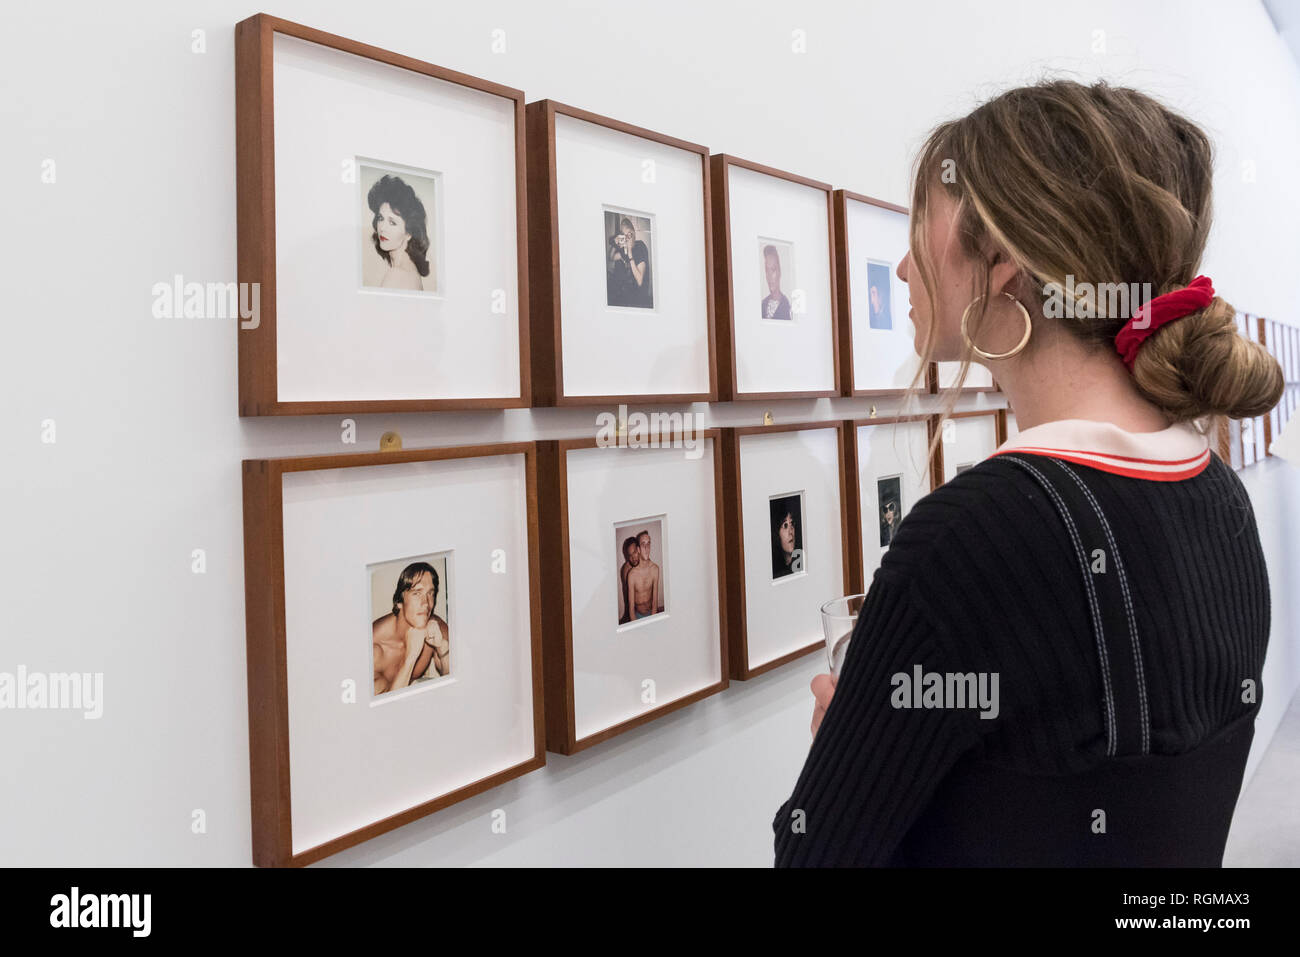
[1001,454,1119,756]
[1050,459,1151,755]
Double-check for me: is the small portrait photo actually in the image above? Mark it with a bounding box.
[359,159,441,295]
[955,463,975,474]
[758,238,796,321]
[770,491,806,580]
[369,552,451,700]
[877,475,903,547]
[605,207,655,309]
[615,517,667,626]
[866,259,893,330]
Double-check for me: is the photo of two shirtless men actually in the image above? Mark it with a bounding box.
[616,519,667,626]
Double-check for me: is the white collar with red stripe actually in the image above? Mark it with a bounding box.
[989,417,1212,481]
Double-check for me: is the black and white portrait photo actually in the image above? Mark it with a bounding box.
[605,208,654,309]
[359,161,440,295]
[770,492,805,579]
[368,553,451,699]
[877,476,902,547]
[758,238,795,321]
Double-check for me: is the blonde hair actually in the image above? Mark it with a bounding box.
[905,79,1283,453]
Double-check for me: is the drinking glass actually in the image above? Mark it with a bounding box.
[820,594,865,676]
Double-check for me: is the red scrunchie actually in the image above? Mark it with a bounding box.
[1114,275,1215,370]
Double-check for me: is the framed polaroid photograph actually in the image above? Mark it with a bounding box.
[241,442,545,867]
[758,238,796,322]
[368,551,452,700]
[1224,417,1244,471]
[527,100,716,405]
[1264,319,1283,453]
[357,159,443,296]
[537,432,727,754]
[1242,416,1260,466]
[1233,312,1259,466]
[604,207,656,310]
[235,14,530,415]
[1252,314,1272,458]
[720,423,851,679]
[614,516,668,625]
[939,410,1001,484]
[848,416,933,589]
[833,190,926,396]
[865,260,894,331]
[711,154,839,400]
[876,475,903,545]
[769,491,806,579]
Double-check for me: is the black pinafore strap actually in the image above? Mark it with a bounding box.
[1000,454,1151,757]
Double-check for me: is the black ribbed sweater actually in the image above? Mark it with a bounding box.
[772,451,1270,866]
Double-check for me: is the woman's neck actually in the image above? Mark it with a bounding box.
[990,330,1171,434]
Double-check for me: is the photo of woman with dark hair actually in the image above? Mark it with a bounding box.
[770,493,804,579]
[877,475,902,546]
[360,163,438,293]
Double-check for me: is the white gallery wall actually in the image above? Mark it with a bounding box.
[2,0,1299,866]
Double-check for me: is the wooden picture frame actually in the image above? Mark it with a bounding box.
[235,13,531,415]
[537,431,729,754]
[934,360,999,394]
[719,422,853,679]
[1213,414,1236,469]
[709,154,841,401]
[935,409,1001,484]
[843,415,937,592]
[1256,315,1274,457]
[832,189,932,398]
[525,99,718,406]
[242,442,546,866]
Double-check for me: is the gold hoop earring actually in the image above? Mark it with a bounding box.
[961,292,1032,361]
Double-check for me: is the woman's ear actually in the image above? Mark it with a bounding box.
[987,249,1022,298]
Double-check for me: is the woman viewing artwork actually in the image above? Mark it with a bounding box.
[773,79,1284,867]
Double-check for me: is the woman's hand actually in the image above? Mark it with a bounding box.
[810,673,838,738]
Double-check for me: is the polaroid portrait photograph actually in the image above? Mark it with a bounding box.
[359,160,441,295]
[757,238,796,321]
[877,475,903,547]
[615,517,667,625]
[769,491,806,580]
[604,207,655,309]
[368,552,451,699]
[865,259,893,331]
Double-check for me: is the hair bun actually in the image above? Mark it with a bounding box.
[1130,296,1284,421]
